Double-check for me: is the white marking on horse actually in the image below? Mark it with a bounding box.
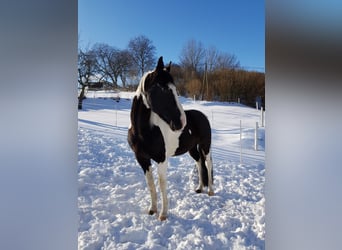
[135,71,152,108]
[149,83,186,157]
[168,84,187,129]
[195,160,203,192]
[150,111,182,157]
[157,161,168,220]
[145,166,157,214]
[205,149,214,196]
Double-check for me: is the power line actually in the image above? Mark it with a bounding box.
[241,66,265,72]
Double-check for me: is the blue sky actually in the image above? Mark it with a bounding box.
[79,0,264,72]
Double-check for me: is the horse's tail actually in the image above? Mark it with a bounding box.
[199,149,209,187]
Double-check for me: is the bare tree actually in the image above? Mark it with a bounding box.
[92,43,136,88]
[205,46,219,72]
[204,46,240,71]
[78,49,97,109]
[202,47,240,100]
[128,35,156,77]
[92,43,120,88]
[179,39,205,73]
[117,49,133,88]
[216,52,240,70]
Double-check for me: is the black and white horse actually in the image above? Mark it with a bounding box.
[128,57,214,220]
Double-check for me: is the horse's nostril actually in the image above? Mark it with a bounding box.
[170,121,176,131]
[170,120,182,131]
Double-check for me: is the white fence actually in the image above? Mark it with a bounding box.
[80,91,266,165]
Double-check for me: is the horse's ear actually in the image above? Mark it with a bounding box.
[156,56,164,71]
[166,61,172,72]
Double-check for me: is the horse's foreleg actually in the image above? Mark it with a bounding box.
[145,166,157,215]
[157,161,168,221]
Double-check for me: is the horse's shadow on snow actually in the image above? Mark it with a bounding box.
[78,119,128,136]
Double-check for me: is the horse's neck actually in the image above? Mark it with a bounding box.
[130,94,151,135]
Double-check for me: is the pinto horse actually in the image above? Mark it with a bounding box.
[128,57,214,220]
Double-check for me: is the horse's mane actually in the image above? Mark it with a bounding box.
[129,56,179,147]
[136,57,174,98]
[135,71,153,108]
[130,95,151,139]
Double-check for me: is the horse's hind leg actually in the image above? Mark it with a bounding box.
[204,149,214,196]
[137,157,157,215]
[195,160,204,193]
[193,146,214,196]
[189,146,204,193]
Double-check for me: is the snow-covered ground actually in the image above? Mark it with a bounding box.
[78,90,265,249]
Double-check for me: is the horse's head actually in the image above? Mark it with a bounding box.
[137,56,186,131]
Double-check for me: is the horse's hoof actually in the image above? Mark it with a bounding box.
[195,189,202,193]
[159,215,167,221]
[148,210,156,215]
[208,191,214,196]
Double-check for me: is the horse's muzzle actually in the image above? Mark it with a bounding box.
[170,120,183,131]
[170,114,187,131]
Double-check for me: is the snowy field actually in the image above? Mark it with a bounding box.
[78,90,265,249]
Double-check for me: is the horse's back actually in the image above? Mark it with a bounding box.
[185,109,211,138]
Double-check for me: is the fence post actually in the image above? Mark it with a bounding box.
[240,120,242,165]
[211,110,214,126]
[255,122,259,151]
[256,101,259,110]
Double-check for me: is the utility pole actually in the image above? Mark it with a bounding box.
[205,63,209,100]
[202,62,208,100]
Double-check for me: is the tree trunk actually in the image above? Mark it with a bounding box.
[78,85,86,110]
[120,75,126,88]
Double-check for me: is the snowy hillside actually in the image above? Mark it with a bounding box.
[78,91,265,249]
